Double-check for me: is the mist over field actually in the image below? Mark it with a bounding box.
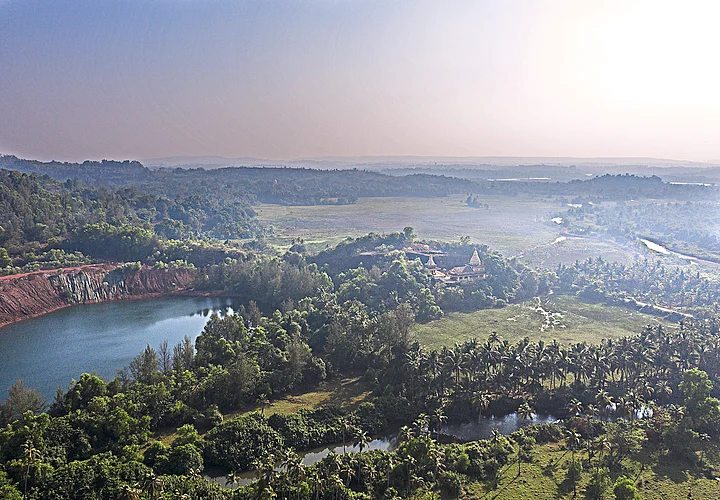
[3,1,720,499]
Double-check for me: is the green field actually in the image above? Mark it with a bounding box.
[256,195,638,267]
[224,376,371,420]
[464,441,720,499]
[411,295,672,349]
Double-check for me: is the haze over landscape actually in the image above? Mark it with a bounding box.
[2,0,720,162]
[5,2,720,499]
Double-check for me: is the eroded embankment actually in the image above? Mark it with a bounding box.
[0,264,196,328]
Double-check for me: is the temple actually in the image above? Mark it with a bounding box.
[428,249,486,283]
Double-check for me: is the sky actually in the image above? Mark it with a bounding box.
[1,0,719,163]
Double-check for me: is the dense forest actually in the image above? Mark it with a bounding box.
[0,169,254,272]
[0,156,480,205]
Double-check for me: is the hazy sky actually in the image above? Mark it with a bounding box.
[1,0,719,162]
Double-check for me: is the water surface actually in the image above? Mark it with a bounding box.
[0,296,237,400]
[207,436,397,488]
[207,412,560,489]
[441,412,558,441]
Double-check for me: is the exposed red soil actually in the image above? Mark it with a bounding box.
[0,264,196,329]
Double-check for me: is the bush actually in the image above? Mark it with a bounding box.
[203,413,284,471]
[157,443,204,476]
[437,470,464,497]
[613,476,641,500]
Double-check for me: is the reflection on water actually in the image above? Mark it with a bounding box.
[206,413,564,490]
[0,296,239,400]
[192,304,238,319]
[206,436,397,489]
[440,412,558,442]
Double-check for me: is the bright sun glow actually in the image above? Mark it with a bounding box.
[575,1,720,113]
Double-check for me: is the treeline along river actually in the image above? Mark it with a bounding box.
[0,296,236,400]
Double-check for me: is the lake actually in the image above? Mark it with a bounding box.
[0,296,238,400]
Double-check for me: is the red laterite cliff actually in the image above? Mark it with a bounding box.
[0,264,196,328]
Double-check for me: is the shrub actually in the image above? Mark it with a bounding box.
[203,413,284,471]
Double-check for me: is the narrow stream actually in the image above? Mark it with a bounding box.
[206,411,559,489]
[206,436,397,488]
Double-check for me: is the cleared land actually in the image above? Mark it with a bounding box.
[466,442,720,499]
[222,376,371,421]
[155,377,370,446]
[411,295,672,349]
[255,195,638,267]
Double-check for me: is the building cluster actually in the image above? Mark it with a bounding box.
[362,243,486,284]
[425,248,486,283]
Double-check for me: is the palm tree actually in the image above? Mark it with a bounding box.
[427,442,446,480]
[566,430,582,498]
[328,474,344,500]
[471,391,491,420]
[340,455,357,488]
[490,429,503,489]
[258,393,270,415]
[382,453,396,489]
[568,398,584,417]
[592,435,611,500]
[595,389,614,417]
[432,407,448,441]
[412,413,430,437]
[398,425,413,443]
[253,453,277,491]
[282,451,305,500]
[338,417,352,453]
[516,402,534,477]
[257,484,277,500]
[226,470,240,487]
[141,471,163,499]
[625,390,645,423]
[517,402,534,423]
[22,440,42,499]
[352,428,370,453]
[403,455,416,495]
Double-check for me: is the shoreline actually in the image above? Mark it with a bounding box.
[0,263,230,330]
[0,288,233,330]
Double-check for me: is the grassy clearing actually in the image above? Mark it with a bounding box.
[411,295,672,349]
[519,235,640,268]
[256,195,637,266]
[221,376,372,422]
[465,442,720,499]
[153,377,371,446]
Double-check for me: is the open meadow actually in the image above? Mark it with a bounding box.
[411,295,672,349]
[256,195,639,267]
[465,441,720,500]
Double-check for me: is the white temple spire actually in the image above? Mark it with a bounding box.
[469,249,481,266]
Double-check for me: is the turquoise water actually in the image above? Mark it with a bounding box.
[0,296,236,401]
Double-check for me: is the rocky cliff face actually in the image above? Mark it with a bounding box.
[0,264,196,328]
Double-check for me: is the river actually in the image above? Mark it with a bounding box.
[639,238,720,267]
[207,412,559,488]
[0,296,238,400]
[207,436,398,488]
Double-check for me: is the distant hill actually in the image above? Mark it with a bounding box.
[2,154,717,208]
[142,155,720,183]
[141,156,285,170]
